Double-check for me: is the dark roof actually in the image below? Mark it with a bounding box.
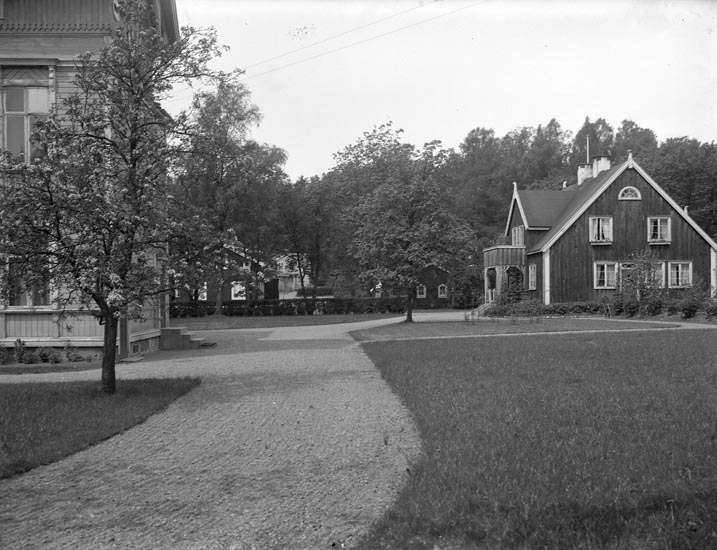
[516,190,576,228]
[525,163,624,253]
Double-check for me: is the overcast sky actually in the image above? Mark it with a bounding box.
[167,0,717,181]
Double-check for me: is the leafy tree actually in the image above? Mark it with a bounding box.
[525,118,572,188]
[653,138,717,238]
[0,1,227,393]
[613,119,658,168]
[570,116,614,168]
[348,127,475,321]
[171,80,286,310]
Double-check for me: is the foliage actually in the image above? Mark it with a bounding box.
[358,331,717,549]
[37,347,62,364]
[0,1,231,393]
[170,78,287,312]
[485,300,606,317]
[169,297,407,317]
[340,125,475,321]
[613,249,666,317]
[0,377,200,479]
[13,339,26,363]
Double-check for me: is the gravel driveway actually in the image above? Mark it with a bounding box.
[0,318,421,549]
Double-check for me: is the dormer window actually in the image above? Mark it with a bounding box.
[589,216,613,244]
[511,225,524,246]
[618,186,641,200]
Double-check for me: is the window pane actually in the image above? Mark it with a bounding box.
[6,115,25,155]
[5,88,24,112]
[27,88,49,113]
[29,115,47,161]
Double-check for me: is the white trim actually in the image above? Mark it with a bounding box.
[589,216,613,244]
[711,249,716,297]
[543,253,550,304]
[504,184,529,237]
[416,284,427,299]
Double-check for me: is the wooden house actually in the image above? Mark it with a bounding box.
[483,152,717,304]
[0,0,179,356]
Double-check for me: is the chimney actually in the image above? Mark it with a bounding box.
[592,155,611,178]
[578,156,611,185]
[577,163,592,186]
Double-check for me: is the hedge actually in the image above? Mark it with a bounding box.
[170,297,407,317]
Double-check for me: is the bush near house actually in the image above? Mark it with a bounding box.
[170,297,410,317]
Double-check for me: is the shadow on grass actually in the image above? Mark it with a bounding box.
[0,377,200,479]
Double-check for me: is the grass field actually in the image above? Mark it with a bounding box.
[170,312,404,331]
[0,377,200,479]
[352,317,680,341]
[357,328,717,549]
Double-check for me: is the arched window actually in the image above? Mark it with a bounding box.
[618,186,641,200]
[416,284,427,299]
[437,284,447,298]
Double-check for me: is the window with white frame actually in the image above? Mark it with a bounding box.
[668,262,692,288]
[3,85,50,162]
[437,284,447,298]
[651,262,666,288]
[416,284,427,299]
[511,225,524,246]
[618,186,641,200]
[528,263,537,290]
[589,216,613,244]
[647,217,671,243]
[594,262,617,289]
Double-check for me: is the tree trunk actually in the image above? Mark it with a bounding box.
[101,314,119,394]
[405,288,414,323]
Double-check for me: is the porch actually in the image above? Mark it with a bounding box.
[483,245,525,303]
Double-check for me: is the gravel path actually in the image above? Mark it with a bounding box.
[0,317,421,550]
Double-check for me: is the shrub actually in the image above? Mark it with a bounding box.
[0,348,10,365]
[38,347,62,364]
[680,298,699,319]
[64,341,84,363]
[623,300,640,318]
[13,339,26,363]
[705,302,717,320]
[21,351,40,364]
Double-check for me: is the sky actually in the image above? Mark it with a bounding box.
[167,0,717,182]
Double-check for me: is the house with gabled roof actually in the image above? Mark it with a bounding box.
[483,152,717,304]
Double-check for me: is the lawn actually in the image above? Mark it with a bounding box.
[170,311,404,331]
[352,317,679,341]
[0,377,200,479]
[356,329,717,549]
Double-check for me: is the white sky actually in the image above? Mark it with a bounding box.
[167,0,717,181]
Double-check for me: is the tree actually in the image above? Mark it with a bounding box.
[349,127,475,322]
[570,116,614,168]
[613,119,658,169]
[171,80,286,312]
[277,175,334,300]
[0,1,228,393]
